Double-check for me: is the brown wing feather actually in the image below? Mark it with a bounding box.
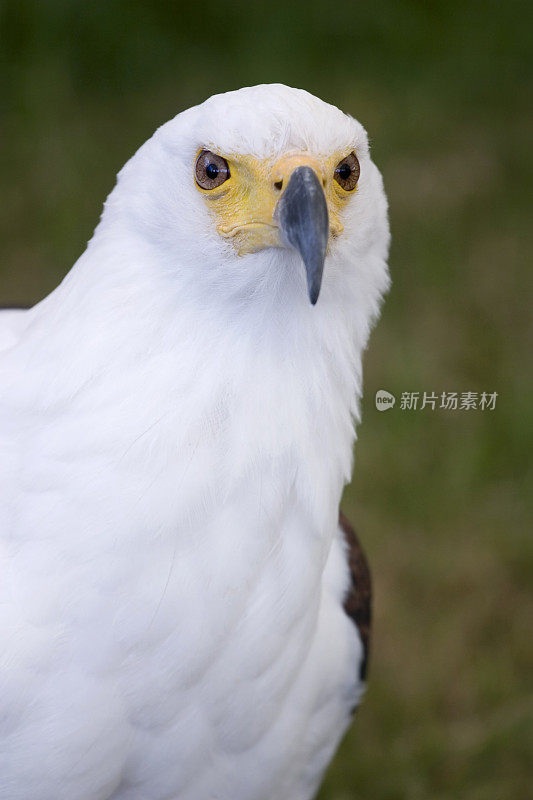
[339,511,372,682]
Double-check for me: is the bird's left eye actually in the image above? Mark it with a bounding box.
[195,150,230,190]
[333,152,360,191]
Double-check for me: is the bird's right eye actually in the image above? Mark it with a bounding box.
[195,150,230,190]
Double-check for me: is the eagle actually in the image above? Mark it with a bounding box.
[0,84,390,800]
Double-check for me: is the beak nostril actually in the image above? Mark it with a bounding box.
[274,180,283,191]
[322,178,326,188]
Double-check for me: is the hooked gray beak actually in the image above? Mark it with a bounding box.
[277,166,329,305]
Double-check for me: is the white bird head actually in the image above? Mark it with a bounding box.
[100,83,390,323]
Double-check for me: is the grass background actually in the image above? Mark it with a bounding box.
[1,1,532,797]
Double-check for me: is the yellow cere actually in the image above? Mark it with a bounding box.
[195,151,357,255]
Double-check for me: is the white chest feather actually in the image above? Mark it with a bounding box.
[1,280,364,800]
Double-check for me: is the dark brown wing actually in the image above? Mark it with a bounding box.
[339,511,372,682]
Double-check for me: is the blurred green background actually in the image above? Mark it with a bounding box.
[1,1,532,797]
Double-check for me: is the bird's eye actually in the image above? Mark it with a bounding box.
[333,152,360,191]
[195,150,230,190]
